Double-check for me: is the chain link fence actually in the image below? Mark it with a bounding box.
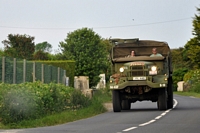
[0,56,67,85]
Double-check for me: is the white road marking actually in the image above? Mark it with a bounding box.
[123,127,137,131]
[155,115,162,119]
[122,99,178,132]
[161,112,166,116]
[139,120,156,126]
[173,99,178,108]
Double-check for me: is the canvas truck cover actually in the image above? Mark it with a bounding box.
[110,38,171,59]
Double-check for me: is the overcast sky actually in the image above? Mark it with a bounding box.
[0,0,200,52]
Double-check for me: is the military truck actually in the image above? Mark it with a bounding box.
[109,38,173,112]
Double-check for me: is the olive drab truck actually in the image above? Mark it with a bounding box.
[109,38,173,112]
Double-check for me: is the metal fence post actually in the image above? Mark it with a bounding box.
[23,59,26,83]
[63,70,66,85]
[33,62,36,82]
[2,56,5,83]
[13,58,16,84]
[41,64,44,83]
[57,67,60,84]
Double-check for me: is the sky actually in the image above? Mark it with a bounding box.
[0,0,200,53]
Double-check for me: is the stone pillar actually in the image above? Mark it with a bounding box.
[177,81,184,91]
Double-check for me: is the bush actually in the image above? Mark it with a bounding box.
[172,68,188,89]
[0,84,38,123]
[70,89,91,110]
[0,82,92,124]
[189,82,200,93]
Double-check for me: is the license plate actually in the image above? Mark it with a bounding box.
[110,85,118,89]
[133,77,146,80]
[149,71,157,75]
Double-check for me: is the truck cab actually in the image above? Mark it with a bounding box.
[109,38,173,112]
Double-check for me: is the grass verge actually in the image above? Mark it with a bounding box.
[174,91,200,98]
[0,89,111,129]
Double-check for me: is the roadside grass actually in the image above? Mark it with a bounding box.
[174,91,200,98]
[0,88,112,129]
[2,88,200,129]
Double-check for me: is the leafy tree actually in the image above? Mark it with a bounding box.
[193,7,200,40]
[2,34,35,60]
[184,6,200,68]
[35,41,52,53]
[101,38,112,53]
[0,48,5,56]
[172,68,188,89]
[33,50,49,60]
[47,53,66,60]
[184,38,200,68]
[101,39,112,81]
[171,47,190,70]
[59,28,109,87]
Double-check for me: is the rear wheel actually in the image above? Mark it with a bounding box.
[112,90,121,112]
[121,100,131,110]
[157,88,167,110]
[167,77,174,109]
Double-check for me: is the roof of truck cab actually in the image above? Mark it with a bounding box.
[110,38,171,58]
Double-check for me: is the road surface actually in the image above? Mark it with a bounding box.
[1,94,200,133]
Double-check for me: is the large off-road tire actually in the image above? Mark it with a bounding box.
[167,77,174,109]
[121,100,131,110]
[112,90,121,112]
[157,88,167,110]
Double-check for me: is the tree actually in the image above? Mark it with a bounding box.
[35,41,52,53]
[33,50,49,60]
[171,47,190,70]
[184,38,200,68]
[59,28,109,87]
[2,34,35,60]
[0,48,5,56]
[184,6,200,68]
[192,7,200,40]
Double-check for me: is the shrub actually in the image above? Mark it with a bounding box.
[0,84,39,123]
[0,82,76,124]
[70,89,91,110]
[172,68,188,89]
[189,82,200,93]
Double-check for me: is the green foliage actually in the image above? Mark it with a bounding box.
[0,82,93,124]
[0,49,5,56]
[0,84,38,123]
[183,69,200,93]
[33,50,49,60]
[172,68,188,88]
[183,6,200,68]
[0,84,111,128]
[47,53,66,60]
[189,83,200,93]
[70,89,91,110]
[192,7,200,40]
[59,28,110,87]
[2,34,35,60]
[171,48,190,70]
[39,60,75,87]
[183,70,194,82]
[92,87,112,103]
[174,91,200,98]
[35,41,52,53]
[184,38,200,68]
[183,69,200,82]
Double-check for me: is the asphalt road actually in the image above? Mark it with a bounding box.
[1,94,200,133]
